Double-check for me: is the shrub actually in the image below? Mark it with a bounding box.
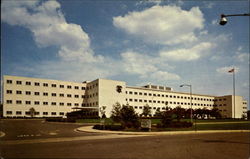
[93,124,124,131]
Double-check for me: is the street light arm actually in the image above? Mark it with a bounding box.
[180,84,191,87]
[222,13,250,17]
[220,13,250,25]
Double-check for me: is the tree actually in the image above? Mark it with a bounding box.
[99,106,106,118]
[154,107,162,117]
[141,104,151,117]
[173,106,185,122]
[110,102,122,123]
[29,107,36,118]
[210,108,222,119]
[161,108,174,127]
[120,104,139,128]
[247,110,250,120]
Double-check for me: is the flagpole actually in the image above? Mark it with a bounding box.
[233,68,235,119]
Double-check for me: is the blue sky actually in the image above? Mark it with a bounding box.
[1,0,249,107]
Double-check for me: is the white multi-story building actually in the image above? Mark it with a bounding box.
[2,75,248,118]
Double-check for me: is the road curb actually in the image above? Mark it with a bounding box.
[76,126,250,135]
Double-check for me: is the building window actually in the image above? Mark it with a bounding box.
[129,99,133,102]
[43,83,48,87]
[144,100,147,102]
[43,92,48,96]
[59,112,64,115]
[67,94,72,98]
[26,101,31,105]
[129,91,132,94]
[75,103,79,106]
[134,92,138,95]
[7,80,12,84]
[134,99,138,102]
[26,81,31,85]
[16,90,22,94]
[51,112,56,115]
[25,112,31,115]
[75,95,79,98]
[43,112,48,115]
[35,112,40,115]
[81,87,85,90]
[6,100,12,104]
[51,84,57,87]
[16,111,22,115]
[16,81,22,85]
[59,93,64,97]
[59,102,64,106]
[67,85,72,89]
[35,82,40,86]
[51,102,56,106]
[6,90,12,94]
[60,85,64,88]
[34,92,40,96]
[75,86,79,89]
[6,111,12,115]
[149,93,152,96]
[52,93,56,97]
[67,103,72,106]
[16,100,22,104]
[34,101,40,105]
[43,102,48,105]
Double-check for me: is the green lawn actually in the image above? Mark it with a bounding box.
[76,118,250,131]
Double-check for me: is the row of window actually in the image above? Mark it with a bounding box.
[6,111,65,116]
[126,99,214,107]
[6,100,98,107]
[6,79,99,90]
[132,106,228,111]
[6,111,98,116]
[6,80,87,90]
[126,91,215,101]
[134,106,165,110]
[6,90,98,98]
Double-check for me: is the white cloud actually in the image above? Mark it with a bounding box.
[159,42,214,61]
[211,19,218,25]
[1,0,99,63]
[113,5,204,45]
[121,51,180,81]
[235,46,249,62]
[236,53,249,62]
[121,51,158,75]
[216,66,239,74]
[149,71,180,81]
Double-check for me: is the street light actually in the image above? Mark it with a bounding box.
[180,84,193,123]
[219,13,250,25]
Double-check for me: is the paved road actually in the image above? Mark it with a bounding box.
[1,119,249,159]
[0,119,102,140]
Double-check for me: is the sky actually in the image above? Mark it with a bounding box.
[1,0,249,108]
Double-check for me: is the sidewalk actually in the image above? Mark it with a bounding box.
[76,126,250,135]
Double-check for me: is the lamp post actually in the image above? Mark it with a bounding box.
[219,13,250,25]
[180,84,193,123]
